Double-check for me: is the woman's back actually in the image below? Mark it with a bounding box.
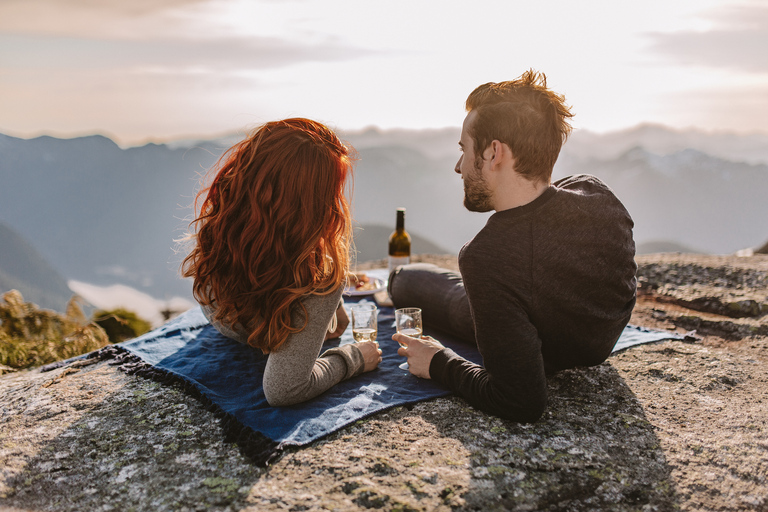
[182,118,381,406]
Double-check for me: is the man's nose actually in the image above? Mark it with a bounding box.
[454,156,462,174]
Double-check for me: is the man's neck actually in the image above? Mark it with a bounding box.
[493,175,550,212]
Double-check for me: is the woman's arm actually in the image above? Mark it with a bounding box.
[262,287,380,406]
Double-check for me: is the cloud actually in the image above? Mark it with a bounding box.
[0,0,212,40]
[0,33,373,73]
[69,279,195,327]
[646,3,768,72]
[0,0,210,20]
[659,82,768,134]
[0,0,373,74]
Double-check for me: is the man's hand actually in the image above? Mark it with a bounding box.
[325,303,349,340]
[392,333,445,379]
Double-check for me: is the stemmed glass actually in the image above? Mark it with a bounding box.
[395,307,422,370]
[350,303,378,343]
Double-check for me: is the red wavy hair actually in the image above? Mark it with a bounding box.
[181,118,354,353]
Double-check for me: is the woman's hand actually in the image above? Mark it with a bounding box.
[355,340,383,372]
[325,303,350,340]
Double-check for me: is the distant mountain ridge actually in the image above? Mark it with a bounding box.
[555,145,768,255]
[0,222,73,311]
[0,132,226,299]
[1,124,766,307]
[565,123,768,166]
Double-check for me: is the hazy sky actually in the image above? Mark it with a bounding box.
[1,0,767,145]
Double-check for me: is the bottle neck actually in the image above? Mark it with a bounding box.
[396,210,405,231]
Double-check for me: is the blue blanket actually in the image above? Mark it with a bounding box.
[93,298,683,465]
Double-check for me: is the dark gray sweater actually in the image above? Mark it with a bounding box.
[430,174,637,421]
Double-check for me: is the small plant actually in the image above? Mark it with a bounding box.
[0,290,110,370]
[93,308,151,343]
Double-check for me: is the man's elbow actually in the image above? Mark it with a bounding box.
[506,402,546,423]
[494,405,546,423]
[490,392,547,423]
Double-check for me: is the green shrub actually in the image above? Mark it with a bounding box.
[0,290,109,370]
[93,308,152,343]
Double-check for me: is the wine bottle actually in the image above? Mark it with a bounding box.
[388,208,411,274]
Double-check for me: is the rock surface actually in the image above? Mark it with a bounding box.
[1,253,767,511]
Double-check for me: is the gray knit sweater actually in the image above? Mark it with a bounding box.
[201,286,364,406]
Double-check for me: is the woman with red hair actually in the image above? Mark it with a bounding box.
[182,118,381,406]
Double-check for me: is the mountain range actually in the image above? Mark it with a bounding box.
[0,222,73,311]
[555,145,768,255]
[1,124,766,311]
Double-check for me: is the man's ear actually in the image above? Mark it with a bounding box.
[488,140,512,169]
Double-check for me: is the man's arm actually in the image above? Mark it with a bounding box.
[460,291,547,420]
[397,276,548,422]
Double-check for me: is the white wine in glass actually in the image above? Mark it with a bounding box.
[395,308,422,370]
[396,327,422,344]
[352,327,378,342]
[351,303,378,344]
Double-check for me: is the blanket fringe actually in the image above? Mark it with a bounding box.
[94,345,282,466]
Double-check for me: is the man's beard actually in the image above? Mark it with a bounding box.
[463,171,493,213]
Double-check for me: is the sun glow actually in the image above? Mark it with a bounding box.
[0,0,766,145]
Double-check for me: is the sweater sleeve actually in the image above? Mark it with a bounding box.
[262,287,365,406]
[429,249,548,422]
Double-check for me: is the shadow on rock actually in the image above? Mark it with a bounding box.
[416,362,681,511]
[2,358,681,511]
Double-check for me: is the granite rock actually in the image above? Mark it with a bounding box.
[0,253,766,511]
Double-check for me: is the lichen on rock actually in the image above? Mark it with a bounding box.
[1,253,767,511]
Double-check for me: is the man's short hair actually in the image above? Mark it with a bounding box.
[466,69,573,183]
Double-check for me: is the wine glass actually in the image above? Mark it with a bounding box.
[395,307,422,370]
[350,303,378,343]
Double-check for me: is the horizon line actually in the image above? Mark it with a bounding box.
[5,122,768,149]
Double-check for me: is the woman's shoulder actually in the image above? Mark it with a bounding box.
[301,285,344,312]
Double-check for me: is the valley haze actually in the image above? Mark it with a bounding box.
[1,124,767,318]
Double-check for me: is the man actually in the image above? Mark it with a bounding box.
[390,70,637,422]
